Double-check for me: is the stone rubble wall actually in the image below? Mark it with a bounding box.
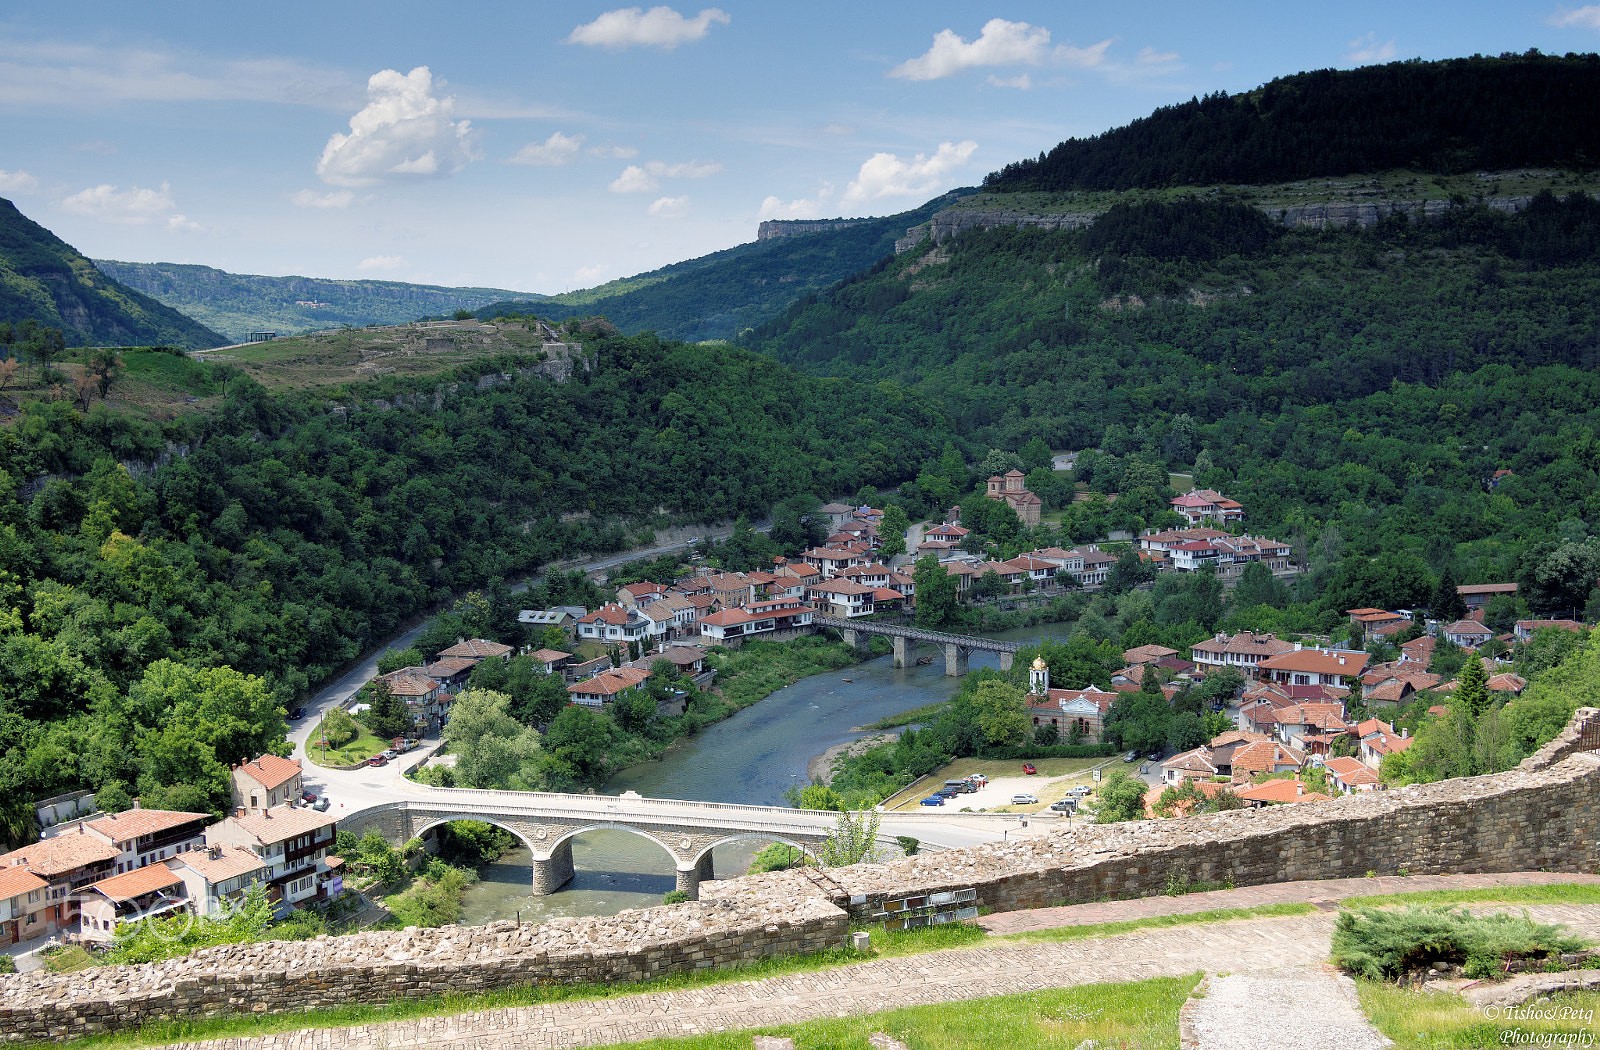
[0,898,846,1043]
[5,708,1597,1042]
[707,709,1600,920]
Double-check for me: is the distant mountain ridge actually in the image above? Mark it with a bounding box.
[479,192,973,342]
[0,198,224,350]
[93,260,541,344]
[985,54,1600,194]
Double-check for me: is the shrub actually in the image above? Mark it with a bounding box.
[1332,906,1588,980]
[662,890,690,905]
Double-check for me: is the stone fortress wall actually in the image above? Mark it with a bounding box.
[4,709,1598,1042]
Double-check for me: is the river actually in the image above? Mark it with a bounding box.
[456,621,1072,925]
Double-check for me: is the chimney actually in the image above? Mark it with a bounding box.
[236,806,246,819]
[1401,728,1408,739]
[209,844,222,860]
[1294,642,1302,651]
[132,798,141,809]
[1338,656,1346,666]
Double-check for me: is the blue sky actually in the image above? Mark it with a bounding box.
[3,2,1597,294]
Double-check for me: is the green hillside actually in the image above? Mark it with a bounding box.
[93,260,540,343]
[984,53,1600,193]
[0,199,224,350]
[479,192,971,341]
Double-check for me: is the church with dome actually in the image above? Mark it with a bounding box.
[1023,656,1116,743]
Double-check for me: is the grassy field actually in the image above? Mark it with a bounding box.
[587,974,1202,1050]
[306,723,392,768]
[1359,983,1600,1049]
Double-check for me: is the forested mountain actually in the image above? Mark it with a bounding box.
[985,54,1600,193]
[93,260,538,344]
[0,332,944,843]
[477,192,971,342]
[0,199,224,350]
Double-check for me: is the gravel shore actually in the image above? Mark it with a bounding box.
[806,733,895,783]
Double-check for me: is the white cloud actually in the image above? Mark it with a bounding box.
[509,131,586,166]
[1137,46,1180,66]
[610,165,659,192]
[889,18,1111,81]
[315,66,479,187]
[987,73,1032,89]
[566,6,730,50]
[0,170,40,195]
[611,159,721,192]
[1550,4,1600,27]
[0,38,355,109]
[645,159,722,178]
[844,141,978,202]
[758,195,826,220]
[290,189,355,208]
[58,181,198,229]
[589,144,640,159]
[647,195,689,217]
[357,255,405,271]
[1345,32,1398,64]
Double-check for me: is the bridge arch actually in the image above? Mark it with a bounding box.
[410,814,539,856]
[687,831,821,868]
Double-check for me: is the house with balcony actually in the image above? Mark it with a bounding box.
[1189,632,1297,677]
[0,826,120,933]
[808,579,878,618]
[1258,646,1368,687]
[576,603,653,645]
[165,843,269,917]
[1169,489,1244,526]
[1457,582,1517,612]
[83,806,210,874]
[566,666,650,707]
[1442,619,1495,650]
[0,864,50,946]
[699,599,816,645]
[204,804,339,909]
[436,638,514,663]
[1513,619,1587,642]
[78,866,188,943]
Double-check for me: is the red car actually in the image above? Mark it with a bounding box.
[1022,763,1037,775]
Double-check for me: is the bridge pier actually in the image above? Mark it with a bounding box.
[893,635,915,668]
[999,652,1014,672]
[944,643,969,677]
[674,852,715,900]
[841,628,863,651]
[530,840,575,895]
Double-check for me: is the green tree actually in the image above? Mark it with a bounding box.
[968,678,1030,747]
[377,647,425,674]
[544,703,615,782]
[1094,769,1148,823]
[1105,549,1157,594]
[94,780,132,813]
[1020,437,1053,472]
[1430,569,1467,623]
[363,679,414,740]
[794,783,844,811]
[818,808,881,866]
[1456,657,1491,717]
[611,686,657,734]
[321,707,358,749]
[912,555,959,628]
[879,504,909,560]
[1235,561,1286,608]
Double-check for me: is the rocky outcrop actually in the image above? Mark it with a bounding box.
[894,192,1583,253]
[757,219,875,241]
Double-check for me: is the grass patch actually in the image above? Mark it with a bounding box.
[1358,982,1600,1049]
[306,722,391,767]
[587,973,1203,1050]
[1344,884,1600,909]
[39,945,102,973]
[855,698,949,731]
[991,902,1317,946]
[707,637,865,710]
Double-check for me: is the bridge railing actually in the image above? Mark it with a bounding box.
[362,797,837,838]
[415,785,850,820]
[812,614,1019,651]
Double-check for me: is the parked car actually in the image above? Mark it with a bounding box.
[1021,763,1037,775]
[311,796,331,811]
[367,754,388,767]
[1066,786,1092,797]
[935,789,960,800]
[1123,750,1139,762]
[299,791,318,805]
[920,795,946,806]
[1049,799,1076,812]
[380,749,399,761]
[290,707,306,720]
[1012,793,1040,805]
[969,773,988,785]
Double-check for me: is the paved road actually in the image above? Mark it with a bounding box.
[142,880,1600,1050]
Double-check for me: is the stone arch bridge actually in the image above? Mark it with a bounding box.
[813,614,1020,675]
[340,789,854,899]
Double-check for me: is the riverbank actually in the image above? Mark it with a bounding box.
[806,733,897,784]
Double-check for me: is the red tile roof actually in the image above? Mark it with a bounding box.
[0,864,48,899]
[1235,780,1328,805]
[86,808,208,844]
[567,666,650,697]
[168,845,269,883]
[88,865,185,902]
[236,754,303,791]
[1259,648,1368,676]
[2,829,120,876]
[436,638,514,659]
[224,804,338,845]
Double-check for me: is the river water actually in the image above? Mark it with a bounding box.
[456,623,1070,925]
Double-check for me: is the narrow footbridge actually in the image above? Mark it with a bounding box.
[341,789,854,899]
[812,614,1020,675]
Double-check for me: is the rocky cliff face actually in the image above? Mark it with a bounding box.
[756,218,875,240]
[894,194,1559,252]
